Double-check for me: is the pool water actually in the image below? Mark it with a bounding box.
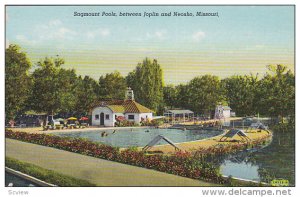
[55,128,222,148]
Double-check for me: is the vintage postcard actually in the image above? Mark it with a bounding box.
[4,4,295,193]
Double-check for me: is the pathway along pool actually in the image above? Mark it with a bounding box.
[54,128,222,148]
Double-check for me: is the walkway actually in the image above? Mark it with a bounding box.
[6,139,218,186]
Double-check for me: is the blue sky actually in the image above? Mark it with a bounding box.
[6,6,294,84]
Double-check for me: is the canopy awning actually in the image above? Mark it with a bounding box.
[80,117,89,121]
[67,117,77,120]
[164,109,194,115]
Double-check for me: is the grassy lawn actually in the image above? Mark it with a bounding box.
[6,157,96,187]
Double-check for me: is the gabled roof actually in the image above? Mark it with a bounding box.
[222,106,231,110]
[107,105,125,113]
[92,100,153,113]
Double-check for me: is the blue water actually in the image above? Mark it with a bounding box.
[55,128,222,148]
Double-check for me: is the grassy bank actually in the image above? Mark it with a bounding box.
[6,157,96,186]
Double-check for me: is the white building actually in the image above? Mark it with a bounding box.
[90,88,153,127]
[215,105,231,119]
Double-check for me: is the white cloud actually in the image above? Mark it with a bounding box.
[48,19,62,26]
[15,19,77,46]
[16,35,37,45]
[255,45,265,48]
[192,31,205,42]
[86,28,110,39]
[146,30,167,40]
[36,19,77,40]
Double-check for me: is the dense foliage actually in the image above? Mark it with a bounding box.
[126,58,164,114]
[5,45,295,124]
[98,71,127,99]
[5,45,32,121]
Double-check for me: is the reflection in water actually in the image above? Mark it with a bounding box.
[221,160,260,181]
[219,119,295,185]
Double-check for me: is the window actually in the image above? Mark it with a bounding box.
[105,114,110,120]
[95,115,99,120]
[128,115,134,120]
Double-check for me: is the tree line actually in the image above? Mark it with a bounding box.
[5,44,295,124]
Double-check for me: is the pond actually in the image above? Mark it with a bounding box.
[55,128,223,148]
[219,119,295,186]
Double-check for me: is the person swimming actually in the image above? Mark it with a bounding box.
[101,131,108,137]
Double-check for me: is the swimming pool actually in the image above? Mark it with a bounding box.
[55,128,223,148]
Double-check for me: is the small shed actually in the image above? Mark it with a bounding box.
[215,105,231,119]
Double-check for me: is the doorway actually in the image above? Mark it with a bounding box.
[100,113,104,126]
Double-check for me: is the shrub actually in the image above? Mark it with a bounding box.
[140,118,164,127]
[115,120,139,127]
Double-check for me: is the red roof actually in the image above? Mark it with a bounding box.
[90,100,153,114]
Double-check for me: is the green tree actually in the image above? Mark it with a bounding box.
[29,57,76,124]
[98,71,127,99]
[163,85,177,109]
[256,65,295,122]
[126,58,164,114]
[222,74,258,116]
[57,68,78,114]
[5,44,32,121]
[74,75,98,115]
[187,75,221,115]
[174,84,190,110]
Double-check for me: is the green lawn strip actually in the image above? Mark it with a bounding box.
[6,157,96,187]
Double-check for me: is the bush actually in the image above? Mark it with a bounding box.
[140,118,164,127]
[115,120,140,127]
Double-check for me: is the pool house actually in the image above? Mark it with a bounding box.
[90,88,153,127]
